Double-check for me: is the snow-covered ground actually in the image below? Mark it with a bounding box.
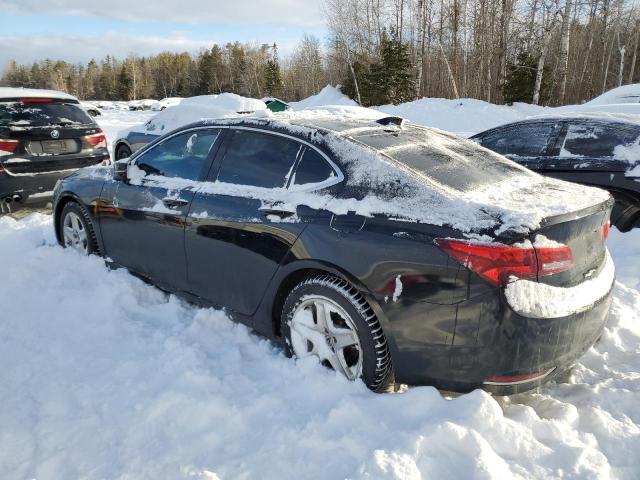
[1,104,639,479]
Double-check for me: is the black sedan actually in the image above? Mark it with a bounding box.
[471,114,640,231]
[52,116,615,394]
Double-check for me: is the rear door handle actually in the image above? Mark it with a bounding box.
[259,206,296,219]
[162,197,190,209]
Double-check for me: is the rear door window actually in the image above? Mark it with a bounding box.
[135,129,220,180]
[215,130,303,188]
[479,123,556,157]
[0,101,95,127]
[291,148,336,187]
[560,123,640,157]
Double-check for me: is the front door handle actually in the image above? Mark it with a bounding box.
[162,197,189,209]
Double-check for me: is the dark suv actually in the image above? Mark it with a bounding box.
[0,88,109,212]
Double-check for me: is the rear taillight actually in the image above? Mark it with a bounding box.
[602,221,610,240]
[0,139,19,154]
[434,238,573,287]
[83,130,107,150]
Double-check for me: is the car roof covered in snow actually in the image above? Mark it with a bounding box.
[0,87,78,102]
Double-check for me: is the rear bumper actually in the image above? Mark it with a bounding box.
[385,276,614,395]
[0,153,108,199]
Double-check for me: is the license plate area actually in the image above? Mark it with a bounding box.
[27,139,80,155]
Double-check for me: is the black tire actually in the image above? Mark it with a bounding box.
[58,202,100,255]
[281,274,394,392]
[115,144,132,160]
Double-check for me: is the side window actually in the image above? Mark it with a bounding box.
[136,129,220,180]
[480,123,555,157]
[292,148,336,187]
[216,130,303,188]
[560,123,639,157]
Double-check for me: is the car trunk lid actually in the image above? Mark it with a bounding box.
[530,198,613,287]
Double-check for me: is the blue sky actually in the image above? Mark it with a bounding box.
[0,0,326,68]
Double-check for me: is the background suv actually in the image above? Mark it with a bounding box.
[0,87,109,212]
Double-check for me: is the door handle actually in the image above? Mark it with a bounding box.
[258,206,296,219]
[162,197,189,209]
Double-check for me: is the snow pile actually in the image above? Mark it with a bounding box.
[375,98,548,136]
[289,85,358,110]
[1,214,639,479]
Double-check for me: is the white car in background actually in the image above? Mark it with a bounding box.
[80,101,101,117]
[151,97,183,111]
[128,99,156,111]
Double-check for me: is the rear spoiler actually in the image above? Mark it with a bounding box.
[0,97,79,104]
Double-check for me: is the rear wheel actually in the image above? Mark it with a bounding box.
[281,274,394,391]
[59,202,99,255]
[115,144,132,160]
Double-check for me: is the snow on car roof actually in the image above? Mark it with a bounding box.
[0,87,78,102]
[504,111,640,127]
[197,110,612,236]
[584,83,640,105]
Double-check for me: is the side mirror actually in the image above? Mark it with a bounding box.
[113,160,129,182]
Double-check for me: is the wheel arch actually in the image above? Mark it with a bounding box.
[53,192,84,245]
[267,260,393,346]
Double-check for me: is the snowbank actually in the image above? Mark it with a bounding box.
[289,85,358,110]
[1,213,639,479]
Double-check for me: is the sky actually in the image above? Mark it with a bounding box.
[0,0,326,69]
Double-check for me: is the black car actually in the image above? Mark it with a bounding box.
[471,114,640,231]
[0,88,109,212]
[52,116,615,394]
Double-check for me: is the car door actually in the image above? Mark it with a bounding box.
[475,121,560,170]
[98,127,222,291]
[185,128,342,316]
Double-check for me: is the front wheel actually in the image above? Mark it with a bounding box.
[115,144,132,160]
[59,202,99,255]
[281,274,394,391]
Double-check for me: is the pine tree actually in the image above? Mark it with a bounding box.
[116,64,132,100]
[503,52,552,104]
[264,43,284,97]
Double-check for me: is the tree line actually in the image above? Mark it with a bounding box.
[2,0,639,106]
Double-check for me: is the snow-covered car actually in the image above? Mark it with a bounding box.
[80,101,101,117]
[53,113,614,394]
[472,113,640,231]
[584,83,640,105]
[151,97,183,111]
[0,87,109,212]
[128,99,156,111]
[113,93,267,159]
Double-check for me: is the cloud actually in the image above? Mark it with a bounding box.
[0,0,324,27]
[0,32,214,68]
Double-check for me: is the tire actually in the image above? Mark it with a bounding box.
[115,144,132,160]
[281,274,394,391]
[59,202,99,255]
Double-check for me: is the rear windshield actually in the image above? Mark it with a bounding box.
[0,101,95,127]
[352,126,526,191]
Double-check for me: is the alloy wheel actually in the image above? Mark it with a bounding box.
[289,295,363,381]
[62,211,89,254]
